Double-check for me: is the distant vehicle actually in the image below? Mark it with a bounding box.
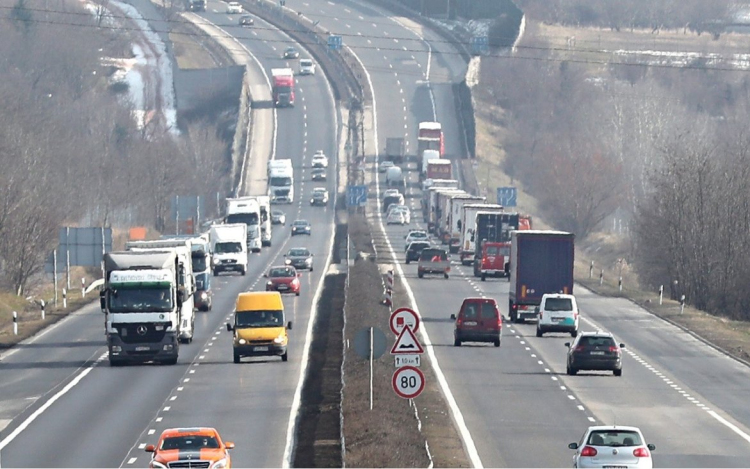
[417,248,450,279]
[226,1,242,13]
[417,121,444,161]
[565,331,624,376]
[383,193,404,213]
[285,247,314,271]
[536,293,579,337]
[239,14,254,26]
[283,46,300,59]
[226,291,292,362]
[271,209,286,225]
[404,230,428,251]
[473,211,519,278]
[388,205,410,224]
[386,166,405,188]
[405,241,431,264]
[379,160,395,173]
[210,224,248,276]
[382,188,400,199]
[386,210,406,225]
[271,68,295,107]
[291,219,312,236]
[310,188,329,206]
[311,167,327,181]
[569,425,655,468]
[299,58,316,75]
[187,0,206,11]
[145,427,234,468]
[311,151,328,168]
[384,137,405,164]
[265,265,301,296]
[450,297,502,347]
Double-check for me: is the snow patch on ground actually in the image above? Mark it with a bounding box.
[609,49,750,70]
[465,56,481,88]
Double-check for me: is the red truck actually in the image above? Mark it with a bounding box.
[417,122,444,158]
[271,68,295,107]
[426,159,452,180]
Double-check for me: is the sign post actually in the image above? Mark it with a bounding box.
[353,327,387,410]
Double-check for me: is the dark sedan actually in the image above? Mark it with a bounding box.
[566,331,624,376]
[311,168,327,181]
[405,241,431,264]
[284,247,314,271]
[291,219,311,236]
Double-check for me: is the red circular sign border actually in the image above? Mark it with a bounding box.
[392,365,426,399]
[389,307,421,335]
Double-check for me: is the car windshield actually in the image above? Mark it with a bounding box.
[226,212,259,226]
[294,221,308,226]
[288,249,309,257]
[301,60,312,66]
[420,249,447,261]
[235,310,284,328]
[191,254,208,273]
[286,48,296,53]
[313,168,325,173]
[480,301,498,319]
[587,430,643,447]
[579,336,616,348]
[409,242,430,251]
[272,210,284,218]
[270,267,296,278]
[545,297,573,311]
[270,176,292,186]
[409,232,427,239]
[109,286,172,313]
[160,435,219,450]
[215,242,242,254]
[486,245,510,256]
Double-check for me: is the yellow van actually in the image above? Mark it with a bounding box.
[226,292,292,363]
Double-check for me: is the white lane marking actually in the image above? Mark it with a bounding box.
[0,353,105,451]
[128,457,137,465]
[281,47,338,469]
[578,405,585,411]
[551,377,558,381]
[588,417,596,422]
[708,411,750,444]
[156,417,163,422]
[568,395,576,400]
[139,443,146,449]
[560,386,567,390]
[170,396,177,401]
[544,368,551,373]
[148,429,155,435]
[177,387,184,391]
[537,360,544,365]
[164,407,171,411]
[184,378,190,383]
[345,40,483,469]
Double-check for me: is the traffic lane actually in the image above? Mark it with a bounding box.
[0,302,105,436]
[512,319,750,467]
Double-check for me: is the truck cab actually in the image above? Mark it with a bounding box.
[476,241,511,281]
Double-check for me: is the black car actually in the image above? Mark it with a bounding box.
[239,15,254,26]
[311,168,327,181]
[291,219,311,236]
[565,331,624,376]
[383,194,404,213]
[283,47,300,59]
[405,241,431,264]
[285,247,314,271]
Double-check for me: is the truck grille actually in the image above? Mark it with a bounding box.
[116,323,167,344]
[168,462,210,469]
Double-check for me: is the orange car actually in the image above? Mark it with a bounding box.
[145,427,234,469]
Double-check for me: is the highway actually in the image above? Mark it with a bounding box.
[0,3,339,467]
[287,0,750,467]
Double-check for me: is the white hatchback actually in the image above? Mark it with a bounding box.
[404,230,428,251]
[569,425,655,468]
[312,151,328,168]
[388,205,410,225]
[226,1,242,13]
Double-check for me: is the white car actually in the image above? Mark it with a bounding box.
[569,426,655,469]
[299,59,316,75]
[404,230,428,251]
[226,1,242,13]
[382,188,400,200]
[386,211,406,225]
[379,160,395,173]
[312,151,328,168]
[388,205,410,224]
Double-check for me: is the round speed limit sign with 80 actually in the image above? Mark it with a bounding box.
[392,365,425,399]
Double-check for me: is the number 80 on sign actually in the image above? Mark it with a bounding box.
[392,366,425,399]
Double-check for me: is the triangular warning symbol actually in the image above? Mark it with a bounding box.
[390,325,425,354]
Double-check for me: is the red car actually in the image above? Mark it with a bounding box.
[450,297,502,347]
[265,265,301,296]
[145,427,234,468]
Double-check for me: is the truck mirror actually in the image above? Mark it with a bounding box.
[264,273,268,278]
[450,314,456,320]
[145,444,156,453]
[287,321,293,330]
[564,342,571,347]
[226,323,233,332]
[100,296,106,311]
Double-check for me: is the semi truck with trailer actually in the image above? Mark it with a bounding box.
[159,234,213,311]
[268,165,294,204]
[426,159,452,180]
[417,122,444,160]
[447,195,486,253]
[472,212,519,280]
[459,204,504,265]
[435,189,468,242]
[271,68,295,107]
[101,250,187,366]
[384,137,406,164]
[508,230,575,323]
[225,197,262,252]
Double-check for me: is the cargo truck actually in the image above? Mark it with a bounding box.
[417,122,444,161]
[426,159,452,180]
[508,230,575,323]
[210,223,248,275]
[472,212,519,280]
[226,197,262,252]
[421,179,459,219]
[447,195,486,254]
[101,250,187,366]
[271,68,295,107]
[159,234,213,311]
[268,165,294,204]
[426,187,463,234]
[459,204,503,265]
[385,137,405,164]
[436,189,468,242]
[420,149,440,181]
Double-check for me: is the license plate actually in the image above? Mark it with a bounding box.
[603,466,626,469]
[464,321,478,326]
[254,346,269,352]
[135,346,150,351]
[551,317,562,322]
[278,285,288,290]
[591,351,605,355]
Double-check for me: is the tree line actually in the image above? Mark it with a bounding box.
[0,1,230,295]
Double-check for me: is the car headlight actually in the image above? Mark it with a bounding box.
[210,458,229,469]
[305,258,312,264]
[150,461,168,469]
[238,339,247,345]
[285,259,292,265]
[273,334,285,344]
[267,281,273,286]
[311,199,315,203]
[200,292,208,299]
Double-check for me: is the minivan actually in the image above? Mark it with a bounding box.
[536,293,579,337]
[226,292,292,363]
[451,297,502,347]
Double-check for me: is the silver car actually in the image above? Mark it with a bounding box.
[271,209,286,225]
[284,247,313,271]
[569,425,655,468]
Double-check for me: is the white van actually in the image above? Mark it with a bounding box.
[299,59,316,75]
[386,166,404,187]
[536,293,579,337]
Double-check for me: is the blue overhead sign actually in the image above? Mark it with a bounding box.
[347,185,367,207]
[328,35,343,51]
[471,36,489,55]
[497,187,517,207]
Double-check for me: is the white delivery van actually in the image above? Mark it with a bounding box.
[210,224,248,276]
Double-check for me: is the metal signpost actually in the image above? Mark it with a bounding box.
[353,326,387,410]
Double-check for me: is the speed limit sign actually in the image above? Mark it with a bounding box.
[392,366,425,399]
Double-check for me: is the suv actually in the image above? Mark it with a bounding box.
[451,297,502,347]
[299,58,316,75]
[536,293,579,337]
[405,241,431,264]
[312,151,328,168]
[226,1,242,13]
[565,331,625,376]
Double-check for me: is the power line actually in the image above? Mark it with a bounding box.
[3,6,750,73]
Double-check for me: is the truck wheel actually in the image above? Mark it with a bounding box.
[212,269,219,276]
[233,352,241,364]
[281,351,288,362]
[614,368,622,377]
[295,291,300,297]
[164,357,178,366]
[418,271,424,278]
[109,358,124,367]
[444,273,449,279]
[571,330,578,338]
[241,267,247,276]
[481,273,486,282]
[310,265,314,272]
[454,338,461,347]
[405,259,410,265]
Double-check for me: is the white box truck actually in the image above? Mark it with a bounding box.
[210,223,248,276]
